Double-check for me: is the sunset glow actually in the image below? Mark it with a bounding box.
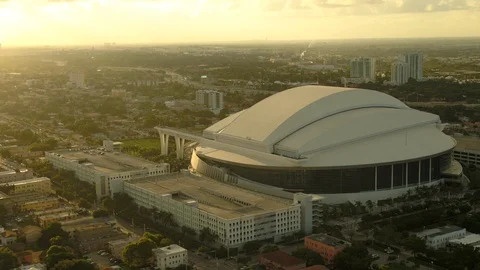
[0,0,479,46]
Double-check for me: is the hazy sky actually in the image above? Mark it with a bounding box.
[0,0,479,46]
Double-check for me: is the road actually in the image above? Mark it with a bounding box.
[189,252,239,270]
[100,66,276,95]
[0,113,75,146]
[85,251,112,269]
[166,70,276,95]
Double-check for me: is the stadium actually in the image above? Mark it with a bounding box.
[189,85,461,203]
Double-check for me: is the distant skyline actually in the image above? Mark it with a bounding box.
[1,0,480,46]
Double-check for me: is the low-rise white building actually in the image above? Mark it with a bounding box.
[103,140,123,152]
[15,264,46,270]
[153,244,188,270]
[449,233,480,250]
[46,150,169,199]
[0,169,34,184]
[0,230,17,246]
[124,172,306,248]
[416,225,466,249]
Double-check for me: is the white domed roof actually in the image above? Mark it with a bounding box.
[200,85,455,167]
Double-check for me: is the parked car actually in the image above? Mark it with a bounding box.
[371,254,379,259]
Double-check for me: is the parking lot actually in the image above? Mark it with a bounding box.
[86,251,114,269]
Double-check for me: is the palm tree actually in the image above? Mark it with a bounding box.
[163,212,176,227]
[151,206,159,221]
[354,201,364,215]
[365,200,375,213]
[200,227,218,244]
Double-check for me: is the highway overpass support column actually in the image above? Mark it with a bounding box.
[175,137,186,159]
[159,132,170,156]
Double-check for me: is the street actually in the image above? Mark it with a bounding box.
[189,252,239,270]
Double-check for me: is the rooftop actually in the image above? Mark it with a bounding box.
[306,234,350,248]
[15,264,46,270]
[126,172,294,219]
[23,197,59,205]
[153,244,186,256]
[3,177,50,186]
[48,149,167,174]
[38,212,78,220]
[261,251,305,266]
[0,169,29,176]
[449,233,480,246]
[453,136,480,152]
[2,230,17,238]
[34,206,75,216]
[415,225,465,238]
[200,85,454,168]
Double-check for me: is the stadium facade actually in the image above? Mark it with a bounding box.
[191,85,461,204]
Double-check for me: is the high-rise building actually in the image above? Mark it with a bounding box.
[350,57,376,82]
[68,72,86,89]
[403,53,423,81]
[195,90,224,114]
[391,60,409,86]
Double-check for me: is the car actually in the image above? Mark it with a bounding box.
[97,250,105,255]
[371,254,379,259]
[101,252,108,256]
[384,247,394,254]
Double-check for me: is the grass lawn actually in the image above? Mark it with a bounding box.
[121,138,160,149]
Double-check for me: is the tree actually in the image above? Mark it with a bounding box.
[334,244,371,270]
[0,149,11,159]
[237,256,250,265]
[37,223,69,249]
[92,209,109,218]
[101,196,114,213]
[216,246,228,259]
[160,238,173,247]
[181,225,196,237]
[78,198,92,209]
[158,210,176,227]
[0,247,19,270]
[243,240,262,254]
[261,244,279,253]
[403,236,427,256]
[143,232,164,246]
[52,259,97,270]
[199,227,218,245]
[291,247,325,266]
[172,264,193,270]
[47,245,68,257]
[46,252,76,269]
[365,200,375,213]
[0,204,8,224]
[50,236,67,247]
[112,192,135,213]
[122,237,156,268]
